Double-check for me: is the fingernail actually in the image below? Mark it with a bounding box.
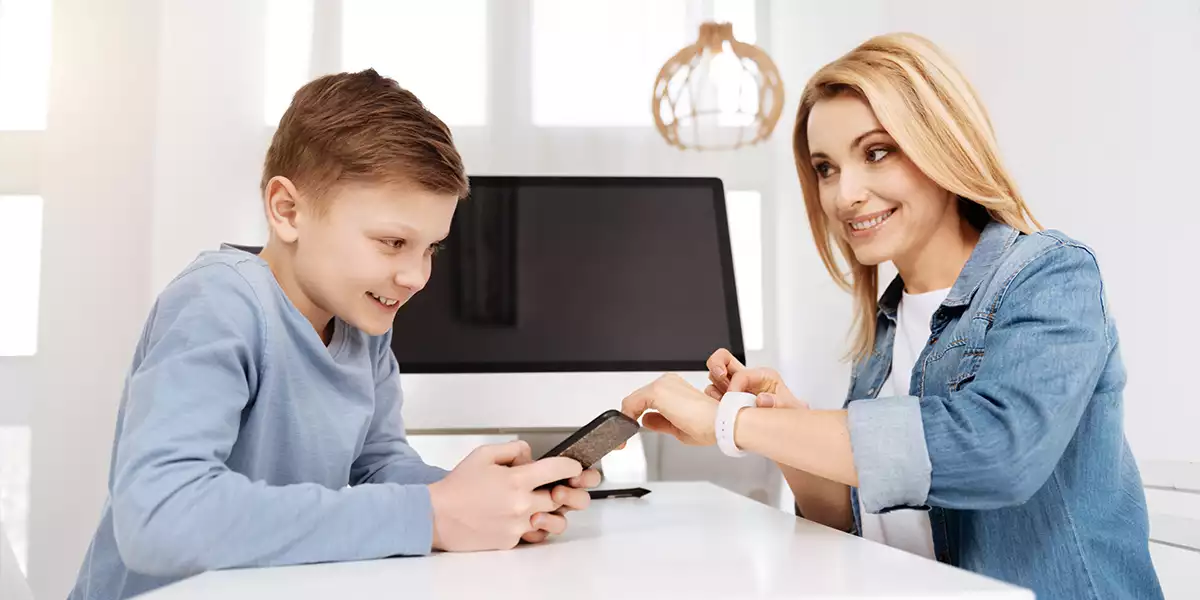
[715,368,726,378]
[758,393,775,408]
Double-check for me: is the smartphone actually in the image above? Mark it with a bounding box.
[538,409,640,475]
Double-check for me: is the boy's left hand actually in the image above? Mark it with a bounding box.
[521,468,602,544]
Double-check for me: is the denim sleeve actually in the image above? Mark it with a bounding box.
[848,244,1112,513]
[111,266,436,577]
[847,396,932,513]
[351,333,450,486]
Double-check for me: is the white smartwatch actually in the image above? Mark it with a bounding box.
[715,391,758,457]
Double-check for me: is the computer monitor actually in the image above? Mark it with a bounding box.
[394,176,744,432]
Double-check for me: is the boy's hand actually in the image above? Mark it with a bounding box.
[519,468,602,544]
[427,441,583,552]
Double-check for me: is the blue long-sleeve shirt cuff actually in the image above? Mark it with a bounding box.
[847,394,932,514]
[388,483,437,556]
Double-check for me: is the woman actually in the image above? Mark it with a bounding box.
[622,33,1162,599]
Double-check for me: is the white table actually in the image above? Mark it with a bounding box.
[139,482,1033,599]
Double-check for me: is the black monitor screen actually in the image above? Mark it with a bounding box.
[391,176,744,373]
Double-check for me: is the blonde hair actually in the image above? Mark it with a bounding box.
[793,32,1041,363]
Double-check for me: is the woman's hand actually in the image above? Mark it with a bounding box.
[704,349,809,410]
[620,374,719,446]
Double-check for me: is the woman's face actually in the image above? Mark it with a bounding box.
[806,94,958,267]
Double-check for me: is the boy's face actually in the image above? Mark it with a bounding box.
[271,179,458,338]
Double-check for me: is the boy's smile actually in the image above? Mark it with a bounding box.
[368,292,402,308]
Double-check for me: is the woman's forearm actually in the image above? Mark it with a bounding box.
[734,407,859,487]
[779,463,853,531]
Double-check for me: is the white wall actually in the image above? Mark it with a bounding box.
[150,1,272,293]
[28,1,161,598]
[1,518,33,600]
[0,364,33,426]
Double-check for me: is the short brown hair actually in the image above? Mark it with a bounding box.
[262,69,468,205]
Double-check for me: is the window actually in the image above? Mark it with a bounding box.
[0,0,52,130]
[342,0,488,126]
[266,1,760,129]
[531,0,758,128]
[714,0,756,44]
[531,0,690,127]
[0,196,43,357]
[726,191,763,351]
[0,426,30,573]
[263,0,315,126]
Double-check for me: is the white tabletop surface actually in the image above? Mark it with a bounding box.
[138,482,1032,600]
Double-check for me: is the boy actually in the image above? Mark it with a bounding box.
[69,70,599,600]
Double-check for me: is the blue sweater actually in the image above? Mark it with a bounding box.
[69,247,448,600]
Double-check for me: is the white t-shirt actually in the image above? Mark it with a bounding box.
[857,286,950,559]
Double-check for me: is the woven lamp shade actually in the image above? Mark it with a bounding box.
[652,22,784,151]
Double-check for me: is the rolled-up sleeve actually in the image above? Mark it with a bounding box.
[847,395,932,514]
[848,243,1112,513]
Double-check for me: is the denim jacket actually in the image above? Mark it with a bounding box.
[844,220,1162,600]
